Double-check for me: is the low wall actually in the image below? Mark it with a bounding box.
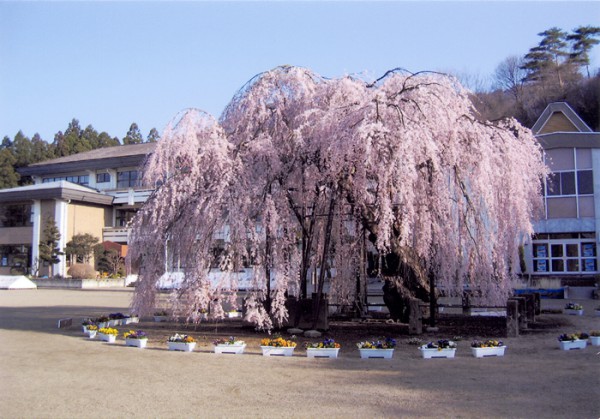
[32,278,126,289]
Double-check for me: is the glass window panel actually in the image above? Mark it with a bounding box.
[550,244,563,257]
[560,172,576,195]
[546,173,560,196]
[577,170,593,194]
[534,244,548,258]
[582,258,597,272]
[566,244,579,257]
[581,243,596,257]
[576,148,592,169]
[566,259,579,272]
[533,259,549,272]
[551,259,564,272]
[545,149,574,171]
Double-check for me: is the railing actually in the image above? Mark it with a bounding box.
[105,188,153,205]
[102,227,129,243]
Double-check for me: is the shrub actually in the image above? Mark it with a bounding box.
[67,263,96,279]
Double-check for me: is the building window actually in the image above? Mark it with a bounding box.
[532,233,597,274]
[115,208,138,227]
[42,175,89,186]
[117,171,139,189]
[0,245,30,274]
[0,204,32,227]
[96,173,110,183]
[545,170,593,197]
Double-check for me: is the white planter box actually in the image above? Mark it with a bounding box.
[590,336,600,346]
[154,315,168,322]
[214,344,246,354]
[306,348,340,359]
[124,317,139,325]
[359,348,394,359]
[261,346,295,357]
[86,330,97,339]
[98,333,116,343]
[125,338,148,348]
[559,339,587,350]
[108,319,119,327]
[419,346,456,359]
[471,346,506,358]
[168,342,196,352]
[96,322,108,329]
[226,311,241,318]
[564,309,583,316]
[82,325,91,333]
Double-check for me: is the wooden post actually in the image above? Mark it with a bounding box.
[506,299,519,337]
[523,293,535,323]
[513,296,527,330]
[408,298,422,335]
[533,292,541,316]
[462,291,471,316]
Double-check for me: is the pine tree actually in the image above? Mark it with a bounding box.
[123,123,143,145]
[0,149,19,189]
[39,217,64,278]
[567,25,600,77]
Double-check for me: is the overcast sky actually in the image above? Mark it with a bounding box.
[1,1,599,142]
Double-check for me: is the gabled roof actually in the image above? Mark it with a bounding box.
[18,143,156,176]
[0,181,114,205]
[532,102,593,135]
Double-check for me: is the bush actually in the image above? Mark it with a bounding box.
[67,263,97,279]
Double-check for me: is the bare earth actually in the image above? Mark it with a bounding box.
[0,289,598,419]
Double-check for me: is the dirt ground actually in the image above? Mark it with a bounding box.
[0,288,598,418]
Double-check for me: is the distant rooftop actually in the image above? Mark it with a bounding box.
[19,143,157,176]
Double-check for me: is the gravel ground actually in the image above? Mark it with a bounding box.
[0,288,598,418]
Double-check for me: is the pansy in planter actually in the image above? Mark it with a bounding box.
[564,302,583,311]
[425,339,457,350]
[356,337,397,349]
[305,338,341,358]
[557,332,589,342]
[305,338,341,349]
[213,336,246,354]
[260,336,296,357]
[558,332,589,350]
[213,336,245,346]
[98,327,119,343]
[471,339,506,357]
[167,333,196,352]
[260,336,297,348]
[420,339,457,358]
[124,330,148,348]
[154,310,169,316]
[471,339,504,348]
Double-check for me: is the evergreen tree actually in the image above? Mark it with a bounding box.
[0,149,19,189]
[147,128,160,143]
[567,25,600,77]
[65,233,99,264]
[1,136,12,149]
[39,216,63,278]
[123,123,143,145]
[11,131,33,167]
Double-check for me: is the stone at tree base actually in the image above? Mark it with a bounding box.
[287,328,304,335]
[304,330,322,338]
